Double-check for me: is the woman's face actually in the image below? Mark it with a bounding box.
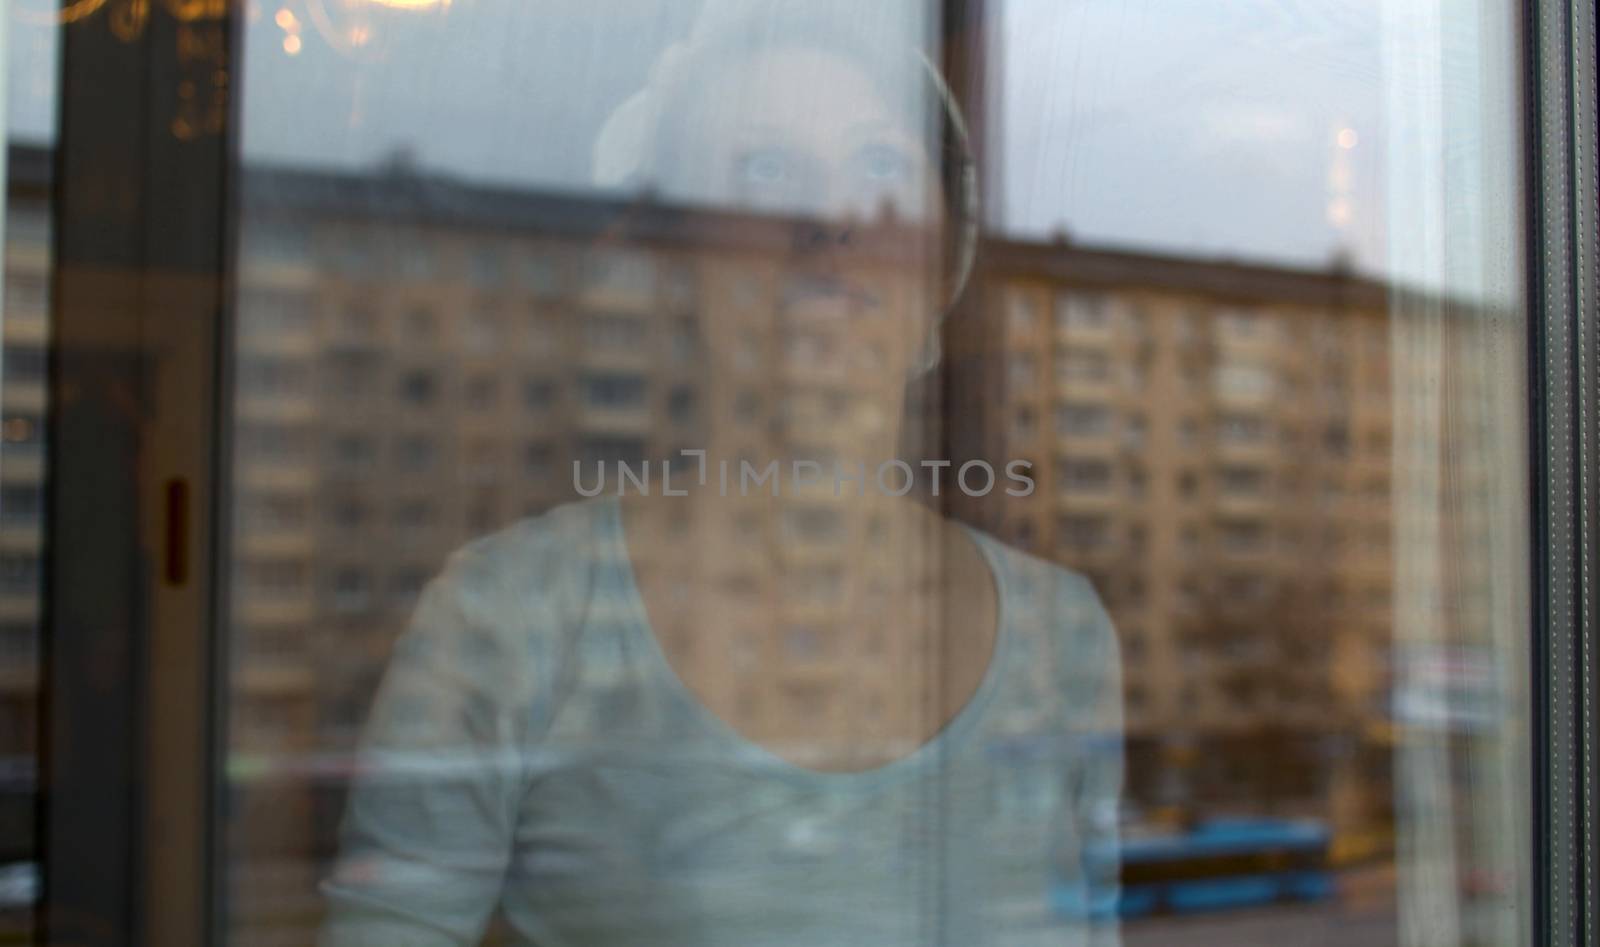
[665,46,947,454]
[677,46,941,223]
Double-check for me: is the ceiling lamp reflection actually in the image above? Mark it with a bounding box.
[13,0,112,26]
[306,0,454,60]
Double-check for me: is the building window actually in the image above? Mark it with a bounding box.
[671,317,699,362]
[1007,291,1037,332]
[1220,572,1271,602]
[1013,407,1037,441]
[1217,465,1268,496]
[3,347,46,383]
[578,436,646,467]
[782,507,843,543]
[4,274,47,312]
[784,626,824,659]
[1056,350,1111,383]
[1055,291,1111,330]
[585,248,656,296]
[238,357,309,398]
[464,374,500,409]
[1324,421,1351,456]
[582,373,648,409]
[662,263,696,311]
[1124,412,1147,448]
[466,496,500,534]
[0,623,38,665]
[393,499,435,531]
[238,290,313,337]
[584,313,647,350]
[391,568,430,603]
[523,379,557,411]
[404,306,437,341]
[328,497,368,529]
[1215,308,1269,339]
[241,423,309,463]
[522,319,558,356]
[396,238,435,280]
[1057,403,1113,436]
[327,432,375,470]
[668,386,696,424]
[330,568,371,612]
[399,370,438,406]
[464,310,503,353]
[1058,514,1112,551]
[1127,465,1148,498]
[1213,362,1277,399]
[238,493,307,531]
[1217,518,1268,553]
[1217,413,1271,444]
[0,486,41,524]
[241,558,306,597]
[1058,458,1113,492]
[525,443,554,480]
[0,555,39,594]
[324,348,379,399]
[470,246,504,288]
[519,253,561,297]
[394,435,436,472]
[733,390,762,424]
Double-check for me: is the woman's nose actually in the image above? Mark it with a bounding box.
[792,219,856,259]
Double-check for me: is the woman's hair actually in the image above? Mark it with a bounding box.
[594,0,979,307]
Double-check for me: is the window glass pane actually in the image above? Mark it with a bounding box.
[0,6,56,940]
[223,3,1529,946]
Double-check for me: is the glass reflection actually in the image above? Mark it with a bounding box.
[307,5,1123,945]
[218,2,1529,947]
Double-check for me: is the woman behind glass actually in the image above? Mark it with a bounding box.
[319,3,1123,944]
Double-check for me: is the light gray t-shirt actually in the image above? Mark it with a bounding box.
[319,497,1123,946]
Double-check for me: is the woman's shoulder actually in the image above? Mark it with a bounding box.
[963,524,1121,674]
[386,498,627,716]
[438,496,619,591]
[413,497,623,649]
[965,525,1108,618]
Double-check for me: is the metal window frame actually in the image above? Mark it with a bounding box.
[25,0,1600,945]
[1528,1,1599,946]
[40,1,238,945]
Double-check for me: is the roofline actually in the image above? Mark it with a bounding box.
[13,146,1393,307]
[240,160,1391,307]
[979,237,1389,310]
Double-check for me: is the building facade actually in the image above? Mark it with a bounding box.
[0,151,1402,939]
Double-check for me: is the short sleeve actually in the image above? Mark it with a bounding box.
[318,543,547,947]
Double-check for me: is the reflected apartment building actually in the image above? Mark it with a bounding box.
[0,145,50,888]
[227,160,966,917]
[0,146,1402,933]
[951,241,1395,850]
[226,158,1398,865]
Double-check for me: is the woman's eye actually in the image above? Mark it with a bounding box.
[856,143,910,182]
[737,150,793,186]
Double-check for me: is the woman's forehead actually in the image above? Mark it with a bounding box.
[685,47,930,142]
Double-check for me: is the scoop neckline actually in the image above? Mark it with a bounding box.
[602,493,1012,792]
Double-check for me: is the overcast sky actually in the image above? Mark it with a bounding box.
[7,1,1398,273]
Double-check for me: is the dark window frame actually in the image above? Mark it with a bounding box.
[23,1,1598,946]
